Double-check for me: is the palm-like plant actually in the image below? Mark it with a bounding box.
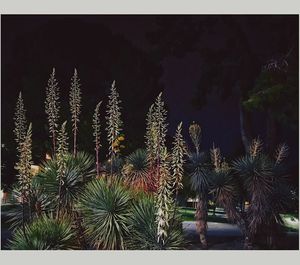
[209,146,244,226]
[232,153,274,247]
[209,168,239,219]
[77,179,131,250]
[209,164,248,237]
[232,139,291,248]
[186,151,211,249]
[128,195,185,250]
[122,149,152,191]
[8,214,78,250]
[36,151,95,214]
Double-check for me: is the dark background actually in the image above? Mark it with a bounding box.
[1,15,299,189]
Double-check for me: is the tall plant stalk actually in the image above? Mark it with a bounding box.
[13,91,27,153]
[56,121,69,220]
[106,81,123,179]
[188,122,209,249]
[170,122,186,227]
[189,122,201,155]
[151,93,168,191]
[156,147,173,246]
[15,123,33,240]
[145,104,156,166]
[171,122,186,199]
[93,101,102,177]
[45,68,60,156]
[69,68,82,157]
[146,93,173,246]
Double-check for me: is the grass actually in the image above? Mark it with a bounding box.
[281,213,299,232]
[179,207,229,223]
[179,207,300,232]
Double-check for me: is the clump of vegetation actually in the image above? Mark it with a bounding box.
[128,195,185,250]
[233,139,291,248]
[4,67,296,251]
[8,214,78,250]
[122,149,151,191]
[77,179,131,250]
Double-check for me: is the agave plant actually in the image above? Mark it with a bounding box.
[127,195,185,250]
[186,151,211,249]
[36,151,95,214]
[8,214,78,250]
[77,179,131,250]
[122,149,152,191]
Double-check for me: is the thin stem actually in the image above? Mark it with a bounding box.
[96,147,99,177]
[57,177,63,220]
[74,128,77,157]
[21,190,29,244]
[52,131,56,156]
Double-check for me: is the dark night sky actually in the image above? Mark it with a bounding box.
[1,15,298,163]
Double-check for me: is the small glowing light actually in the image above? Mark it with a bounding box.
[31,165,40,175]
[46,153,51,160]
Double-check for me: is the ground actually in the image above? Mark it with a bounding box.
[182,221,299,250]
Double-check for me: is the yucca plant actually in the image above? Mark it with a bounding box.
[128,195,185,250]
[69,68,82,156]
[156,147,173,246]
[8,214,78,250]
[171,122,187,198]
[77,179,131,250]
[209,145,248,241]
[13,91,27,154]
[56,121,69,219]
[187,151,211,249]
[122,149,152,191]
[232,139,291,248]
[189,122,201,155]
[145,104,156,165]
[186,123,211,249]
[45,68,60,155]
[6,178,52,230]
[145,93,169,192]
[36,151,95,214]
[93,101,102,176]
[152,93,168,162]
[106,80,123,177]
[14,123,33,236]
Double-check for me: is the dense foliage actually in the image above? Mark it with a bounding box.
[4,65,296,251]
